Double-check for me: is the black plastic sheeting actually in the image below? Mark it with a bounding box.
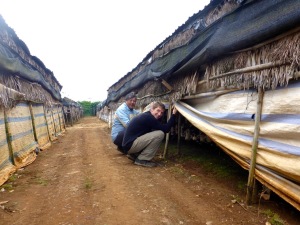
[105,0,300,106]
[0,42,62,101]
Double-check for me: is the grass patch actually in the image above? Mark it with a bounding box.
[33,177,48,186]
[84,177,93,190]
[8,174,18,182]
[1,183,13,191]
[262,209,286,225]
[168,165,187,176]
[163,140,248,188]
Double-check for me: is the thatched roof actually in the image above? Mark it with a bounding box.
[0,15,62,104]
[104,0,300,106]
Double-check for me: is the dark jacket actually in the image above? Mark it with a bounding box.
[122,111,176,152]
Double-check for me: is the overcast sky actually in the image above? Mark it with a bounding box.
[0,0,210,102]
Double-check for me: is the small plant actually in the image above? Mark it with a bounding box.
[262,209,286,225]
[237,180,246,191]
[8,174,18,182]
[34,177,48,186]
[84,177,93,190]
[169,166,186,175]
[1,183,13,191]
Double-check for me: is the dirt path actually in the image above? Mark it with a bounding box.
[0,117,298,225]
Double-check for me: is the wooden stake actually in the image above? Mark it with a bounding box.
[42,104,51,142]
[3,107,15,165]
[177,113,181,155]
[246,87,264,205]
[163,101,172,159]
[29,103,38,142]
[209,61,287,80]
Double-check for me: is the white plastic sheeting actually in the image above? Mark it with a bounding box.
[175,81,300,210]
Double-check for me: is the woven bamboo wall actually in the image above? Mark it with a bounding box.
[5,102,37,168]
[31,104,51,150]
[0,108,16,185]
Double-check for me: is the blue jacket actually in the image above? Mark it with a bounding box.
[111,102,139,141]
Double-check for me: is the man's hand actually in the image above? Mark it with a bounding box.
[172,106,177,115]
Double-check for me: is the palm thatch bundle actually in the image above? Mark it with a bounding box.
[0,74,56,108]
[107,0,242,97]
[205,30,300,90]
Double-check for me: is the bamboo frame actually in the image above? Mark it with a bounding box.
[246,87,264,205]
[209,61,287,80]
[182,89,239,100]
[3,108,14,165]
[163,101,172,159]
[177,113,181,155]
[29,103,38,143]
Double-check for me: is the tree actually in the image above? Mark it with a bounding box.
[78,101,100,116]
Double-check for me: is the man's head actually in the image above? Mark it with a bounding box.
[150,102,165,120]
[125,92,137,110]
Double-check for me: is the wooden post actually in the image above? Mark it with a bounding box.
[70,107,74,126]
[246,87,264,205]
[50,106,57,136]
[163,101,172,159]
[29,103,38,142]
[3,107,15,165]
[177,113,181,155]
[57,105,63,132]
[42,104,51,141]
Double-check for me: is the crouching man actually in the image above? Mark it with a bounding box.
[111,92,139,152]
[122,102,177,167]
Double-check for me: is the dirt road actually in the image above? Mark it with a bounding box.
[0,117,298,225]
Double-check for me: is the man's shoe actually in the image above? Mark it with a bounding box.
[134,158,157,168]
[126,154,137,161]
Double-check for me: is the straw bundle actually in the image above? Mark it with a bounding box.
[205,31,300,90]
[0,73,56,108]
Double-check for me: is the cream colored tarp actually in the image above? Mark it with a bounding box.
[31,104,51,150]
[52,106,62,135]
[45,106,57,141]
[57,106,65,133]
[0,109,16,186]
[175,81,300,210]
[5,103,37,168]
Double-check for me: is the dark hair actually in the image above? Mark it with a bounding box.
[125,92,137,101]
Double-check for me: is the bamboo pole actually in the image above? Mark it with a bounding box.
[42,104,51,142]
[209,61,287,80]
[183,89,239,100]
[246,87,264,205]
[57,106,63,132]
[50,106,57,136]
[29,103,38,143]
[3,107,15,165]
[161,79,174,91]
[163,101,172,159]
[177,113,181,155]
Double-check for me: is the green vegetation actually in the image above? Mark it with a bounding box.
[262,209,286,225]
[34,177,48,186]
[8,174,18,182]
[1,183,13,191]
[165,140,248,180]
[0,174,19,191]
[78,101,100,116]
[84,177,93,190]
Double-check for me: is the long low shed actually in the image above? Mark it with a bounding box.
[99,0,300,210]
[0,15,67,185]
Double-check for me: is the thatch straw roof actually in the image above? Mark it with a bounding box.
[0,15,63,108]
[104,0,300,107]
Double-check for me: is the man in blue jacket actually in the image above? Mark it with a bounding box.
[111,92,139,152]
[122,101,177,167]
